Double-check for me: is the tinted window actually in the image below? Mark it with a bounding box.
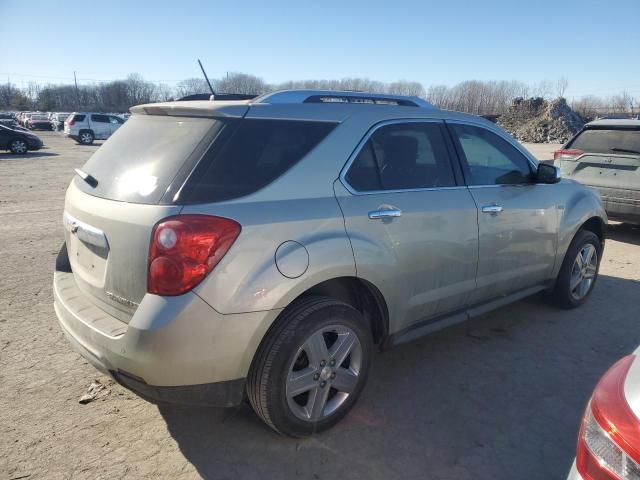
[75,115,221,203]
[109,116,124,124]
[346,122,456,191]
[451,124,533,185]
[91,114,109,123]
[183,119,336,203]
[73,114,86,122]
[569,128,640,155]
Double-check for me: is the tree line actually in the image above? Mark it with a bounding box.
[0,72,636,120]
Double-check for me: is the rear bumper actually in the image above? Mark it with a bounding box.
[592,186,640,224]
[53,257,281,406]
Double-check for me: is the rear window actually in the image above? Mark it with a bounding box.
[569,128,640,155]
[75,115,221,203]
[182,119,336,203]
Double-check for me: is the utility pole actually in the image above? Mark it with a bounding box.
[73,71,80,109]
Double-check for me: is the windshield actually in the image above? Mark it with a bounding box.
[74,114,221,203]
[569,128,640,156]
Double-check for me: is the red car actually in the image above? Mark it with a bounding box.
[568,352,640,479]
[27,113,52,130]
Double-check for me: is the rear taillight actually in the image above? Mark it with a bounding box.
[67,117,75,126]
[147,215,241,296]
[554,149,584,161]
[577,355,640,480]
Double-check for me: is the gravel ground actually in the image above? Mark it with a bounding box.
[1,132,639,480]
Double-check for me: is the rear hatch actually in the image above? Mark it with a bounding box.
[559,125,640,204]
[63,110,241,322]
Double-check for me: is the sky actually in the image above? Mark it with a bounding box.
[1,0,639,100]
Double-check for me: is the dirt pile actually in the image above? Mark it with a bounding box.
[498,97,585,143]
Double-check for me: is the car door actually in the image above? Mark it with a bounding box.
[0,125,10,149]
[447,122,558,304]
[335,120,479,334]
[90,114,111,139]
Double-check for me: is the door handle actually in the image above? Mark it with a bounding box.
[368,208,402,219]
[481,205,503,214]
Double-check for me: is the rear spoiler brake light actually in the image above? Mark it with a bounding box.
[554,149,584,161]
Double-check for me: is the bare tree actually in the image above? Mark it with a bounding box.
[175,78,210,98]
[555,77,569,98]
[215,73,268,95]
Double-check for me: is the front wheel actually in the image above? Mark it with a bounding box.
[9,138,28,154]
[247,296,373,437]
[553,230,602,308]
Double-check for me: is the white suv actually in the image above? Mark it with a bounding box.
[64,112,125,145]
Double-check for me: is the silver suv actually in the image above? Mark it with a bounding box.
[64,112,125,144]
[54,90,606,436]
[555,119,640,224]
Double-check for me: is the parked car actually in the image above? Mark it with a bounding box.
[567,349,640,480]
[20,112,34,127]
[50,112,71,131]
[54,90,607,437]
[556,119,640,224]
[27,113,52,130]
[0,123,43,154]
[64,112,125,144]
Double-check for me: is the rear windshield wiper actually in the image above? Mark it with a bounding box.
[610,147,640,155]
[74,168,98,188]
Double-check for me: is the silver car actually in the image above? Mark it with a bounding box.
[556,119,640,224]
[54,90,606,437]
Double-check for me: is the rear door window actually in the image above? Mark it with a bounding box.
[568,128,640,155]
[345,122,456,191]
[91,114,109,123]
[182,119,336,203]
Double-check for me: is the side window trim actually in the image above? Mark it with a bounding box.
[340,119,464,195]
[444,120,539,187]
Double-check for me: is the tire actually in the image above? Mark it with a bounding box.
[9,138,28,155]
[553,229,602,309]
[247,296,373,437]
[79,130,94,145]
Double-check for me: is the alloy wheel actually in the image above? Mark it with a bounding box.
[570,243,598,301]
[11,140,27,154]
[286,325,362,422]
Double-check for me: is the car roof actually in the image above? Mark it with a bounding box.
[132,89,496,128]
[586,119,640,128]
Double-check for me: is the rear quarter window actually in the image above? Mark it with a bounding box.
[72,114,86,122]
[569,128,640,155]
[182,119,336,203]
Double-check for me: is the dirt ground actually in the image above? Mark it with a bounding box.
[1,132,639,480]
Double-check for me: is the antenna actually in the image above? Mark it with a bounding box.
[197,59,215,98]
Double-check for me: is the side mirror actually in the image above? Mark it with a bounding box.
[536,163,561,184]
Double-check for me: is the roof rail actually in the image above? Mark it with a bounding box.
[254,90,435,108]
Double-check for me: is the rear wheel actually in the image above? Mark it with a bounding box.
[79,130,94,145]
[247,296,373,437]
[553,230,602,308]
[9,138,28,154]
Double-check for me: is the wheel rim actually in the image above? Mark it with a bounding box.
[81,133,92,143]
[286,324,362,422]
[12,140,27,154]
[570,243,598,301]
